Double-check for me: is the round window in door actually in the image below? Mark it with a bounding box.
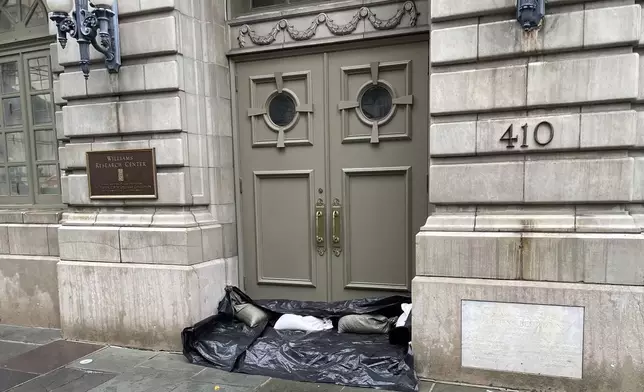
[266,90,298,130]
[356,82,396,126]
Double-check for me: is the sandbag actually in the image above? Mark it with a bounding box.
[274,314,333,331]
[234,303,269,328]
[338,314,396,334]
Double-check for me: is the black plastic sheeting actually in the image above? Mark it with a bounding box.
[182,286,416,392]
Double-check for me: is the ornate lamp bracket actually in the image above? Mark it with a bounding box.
[49,0,121,79]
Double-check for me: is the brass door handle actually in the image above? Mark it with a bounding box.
[315,198,326,256]
[332,198,342,257]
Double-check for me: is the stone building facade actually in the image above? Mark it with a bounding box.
[0,0,643,391]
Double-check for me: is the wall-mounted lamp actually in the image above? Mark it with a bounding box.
[47,0,121,79]
[517,0,545,31]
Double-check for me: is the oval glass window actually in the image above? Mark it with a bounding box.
[268,92,297,127]
[360,85,393,121]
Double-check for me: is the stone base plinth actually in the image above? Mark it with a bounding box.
[58,259,227,350]
[412,277,644,392]
[0,255,60,328]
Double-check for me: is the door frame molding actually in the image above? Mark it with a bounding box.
[229,32,429,291]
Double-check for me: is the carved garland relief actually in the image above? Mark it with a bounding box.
[238,1,419,48]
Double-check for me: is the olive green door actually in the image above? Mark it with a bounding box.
[237,41,428,301]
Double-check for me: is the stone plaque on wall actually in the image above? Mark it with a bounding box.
[86,149,158,199]
[461,300,584,379]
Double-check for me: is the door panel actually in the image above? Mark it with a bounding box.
[237,54,327,301]
[328,42,428,300]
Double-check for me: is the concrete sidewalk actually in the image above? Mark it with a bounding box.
[0,325,508,392]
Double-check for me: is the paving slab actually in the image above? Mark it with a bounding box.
[0,341,38,363]
[192,367,270,388]
[69,346,156,373]
[86,367,194,392]
[8,367,117,392]
[136,352,206,373]
[432,383,503,392]
[0,325,61,345]
[1,340,103,375]
[257,378,345,392]
[0,368,36,391]
[171,380,256,392]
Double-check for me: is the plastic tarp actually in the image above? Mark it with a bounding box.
[182,286,417,392]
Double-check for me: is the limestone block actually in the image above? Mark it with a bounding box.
[222,223,238,258]
[59,226,121,262]
[413,277,644,391]
[431,0,514,21]
[583,5,641,48]
[421,207,476,231]
[57,37,103,66]
[7,224,49,256]
[579,110,636,149]
[53,80,65,105]
[475,206,575,232]
[431,25,478,64]
[225,256,239,286]
[144,61,181,91]
[527,54,639,106]
[478,11,584,59]
[55,111,65,140]
[50,43,63,73]
[119,227,203,265]
[430,162,524,204]
[524,158,633,203]
[0,225,8,254]
[59,71,87,99]
[0,255,60,328]
[477,114,580,155]
[429,121,476,156]
[201,224,224,261]
[58,259,227,350]
[123,169,193,206]
[637,111,644,146]
[48,225,59,256]
[431,65,527,115]
[150,135,187,166]
[63,102,118,137]
[140,0,176,13]
[0,210,24,223]
[211,167,235,205]
[118,97,182,134]
[22,211,62,224]
[416,232,521,279]
[190,167,210,205]
[119,17,179,58]
[631,157,644,201]
[94,210,155,227]
[639,54,644,102]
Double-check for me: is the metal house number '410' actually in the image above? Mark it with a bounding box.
[500,121,554,149]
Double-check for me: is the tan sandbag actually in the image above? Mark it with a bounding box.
[338,314,396,334]
[233,303,269,328]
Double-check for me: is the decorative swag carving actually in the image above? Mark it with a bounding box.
[238,1,419,48]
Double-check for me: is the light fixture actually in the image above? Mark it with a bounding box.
[47,0,121,79]
[516,0,545,31]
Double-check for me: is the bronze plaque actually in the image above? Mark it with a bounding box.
[86,148,158,199]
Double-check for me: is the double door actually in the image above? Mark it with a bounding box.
[237,41,428,301]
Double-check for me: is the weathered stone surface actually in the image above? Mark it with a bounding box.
[527,54,639,106]
[524,158,633,203]
[413,277,644,392]
[474,206,575,232]
[583,5,641,48]
[63,103,119,137]
[461,300,583,378]
[429,122,476,156]
[478,11,584,59]
[0,255,60,328]
[119,227,203,265]
[431,25,478,64]
[579,110,636,149]
[421,207,476,231]
[431,0,514,21]
[58,259,227,350]
[118,97,183,134]
[59,226,121,263]
[416,232,520,279]
[431,65,527,114]
[119,17,179,57]
[430,162,524,203]
[7,224,49,256]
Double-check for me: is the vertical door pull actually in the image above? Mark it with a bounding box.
[316,198,326,256]
[332,198,342,257]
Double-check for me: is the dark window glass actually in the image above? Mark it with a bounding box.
[268,92,296,127]
[360,85,393,121]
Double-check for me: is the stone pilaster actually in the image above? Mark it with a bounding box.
[415,1,644,390]
[55,0,233,350]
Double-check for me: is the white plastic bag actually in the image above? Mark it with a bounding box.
[396,303,412,327]
[274,314,333,331]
